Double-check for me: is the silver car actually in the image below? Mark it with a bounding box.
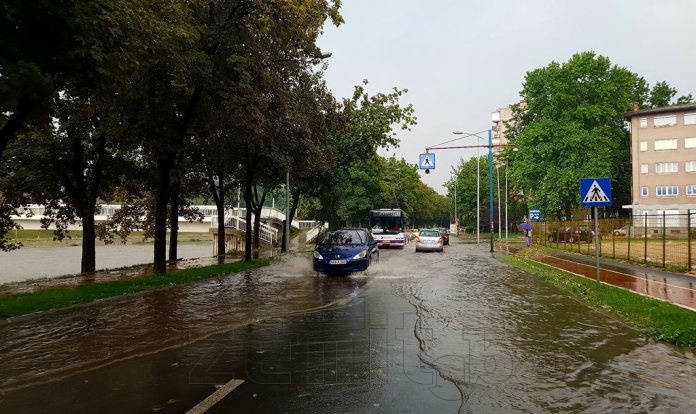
[415,229,444,252]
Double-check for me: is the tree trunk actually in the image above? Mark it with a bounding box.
[168,179,180,265]
[281,219,287,252]
[289,189,300,226]
[154,157,171,273]
[253,212,261,250]
[243,179,253,262]
[252,189,266,250]
[216,181,226,263]
[81,206,97,274]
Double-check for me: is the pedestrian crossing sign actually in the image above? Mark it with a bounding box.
[580,178,612,207]
[419,153,435,170]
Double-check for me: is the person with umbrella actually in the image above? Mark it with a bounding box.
[519,218,533,247]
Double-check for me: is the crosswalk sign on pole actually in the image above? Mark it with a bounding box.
[580,178,612,207]
[419,153,435,170]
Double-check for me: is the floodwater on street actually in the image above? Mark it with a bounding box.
[0,243,213,284]
[0,242,694,413]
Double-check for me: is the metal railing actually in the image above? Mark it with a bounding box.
[211,215,278,245]
[531,211,696,272]
[304,222,328,243]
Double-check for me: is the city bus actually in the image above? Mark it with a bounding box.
[369,208,409,247]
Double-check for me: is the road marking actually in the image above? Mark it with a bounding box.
[186,379,244,414]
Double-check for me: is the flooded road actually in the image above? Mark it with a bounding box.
[0,243,213,284]
[1,242,695,413]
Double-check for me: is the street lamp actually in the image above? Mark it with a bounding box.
[451,129,495,252]
[452,132,483,244]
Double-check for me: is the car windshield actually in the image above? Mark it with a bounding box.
[420,230,440,237]
[319,229,365,246]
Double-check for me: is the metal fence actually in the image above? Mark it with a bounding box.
[531,212,696,272]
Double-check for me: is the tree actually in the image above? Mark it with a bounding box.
[648,81,677,108]
[677,94,695,105]
[0,0,79,158]
[505,52,644,219]
[312,81,416,228]
[1,0,173,272]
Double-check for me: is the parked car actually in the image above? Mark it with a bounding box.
[613,227,628,236]
[313,228,379,273]
[547,226,593,243]
[415,229,444,252]
[437,228,450,245]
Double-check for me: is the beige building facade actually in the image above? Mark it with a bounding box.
[627,103,696,216]
[492,106,513,154]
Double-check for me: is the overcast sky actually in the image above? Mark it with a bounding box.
[316,0,696,194]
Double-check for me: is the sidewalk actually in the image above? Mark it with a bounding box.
[535,249,696,311]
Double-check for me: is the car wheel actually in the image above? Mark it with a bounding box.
[568,236,575,243]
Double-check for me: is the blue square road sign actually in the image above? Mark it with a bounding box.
[580,178,612,207]
[419,153,435,170]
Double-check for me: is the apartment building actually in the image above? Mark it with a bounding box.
[626,103,696,218]
[491,106,513,154]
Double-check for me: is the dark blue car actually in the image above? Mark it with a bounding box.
[313,228,379,273]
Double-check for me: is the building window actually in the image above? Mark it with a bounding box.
[656,185,678,197]
[687,185,696,196]
[686,138,696,148]
[655,162,678,173]
[640,163,649,174]
[641,186,649,197]
[686,161,696,172]
[685,113,696,126]
[640,141,648,151]
[654,139,678,150]
[654,115,677,127]
[639,117,648,128]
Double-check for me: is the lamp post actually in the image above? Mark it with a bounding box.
[450,129,495,252]
[497,164,501,241]
[476,146,480,243]
[487,129,493,252]
[505,162,508,243]
[452,132,482,244]
[454,175,458,233]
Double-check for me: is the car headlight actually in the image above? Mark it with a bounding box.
[353,250,367,260]
[313,250,323,259]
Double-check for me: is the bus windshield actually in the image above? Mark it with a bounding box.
[369,209,407,235]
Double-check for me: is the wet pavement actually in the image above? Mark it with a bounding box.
[537,251,696,311]
[1,242,695,413]
[0,243,213,284]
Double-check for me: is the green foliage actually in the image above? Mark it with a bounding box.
[310,81,418,228]
[446,156,526,228]
[676,94,695,105]
[506,52,641,218]
[648,81,677,108]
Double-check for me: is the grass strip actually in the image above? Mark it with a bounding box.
[500,254,696,348]
[0,259,273,319]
